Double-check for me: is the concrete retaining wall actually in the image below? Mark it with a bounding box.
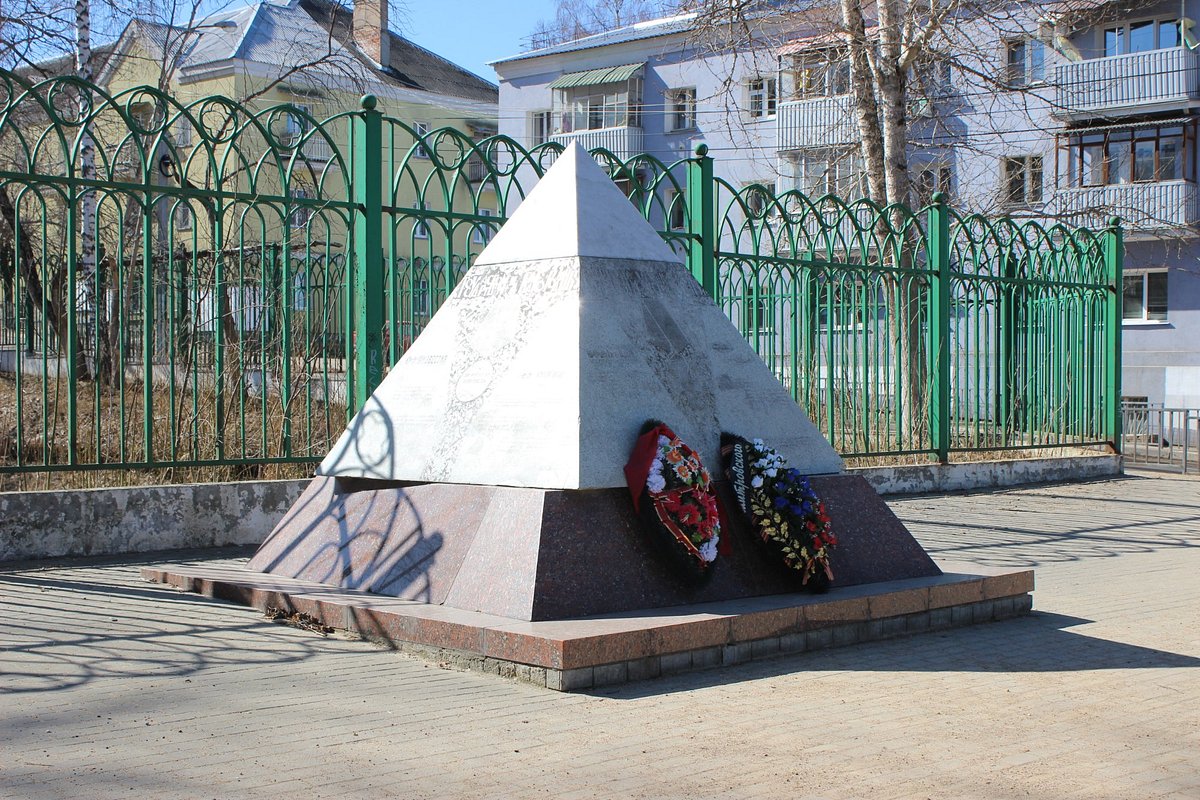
[0,454,1122,563]
[853,453,1122,496]
[0,479,309,563]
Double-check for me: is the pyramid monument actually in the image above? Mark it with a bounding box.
[317,144,842,486]
[250,143,940,621]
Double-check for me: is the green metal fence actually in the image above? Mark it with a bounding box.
[0,70,1120,476]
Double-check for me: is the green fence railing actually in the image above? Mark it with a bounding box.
[0,70,1119,477]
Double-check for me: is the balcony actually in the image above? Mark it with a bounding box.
[1054,48,1200,119]
[777,95,857,151]
[550,126,645,161]
[1048,180,1200,232]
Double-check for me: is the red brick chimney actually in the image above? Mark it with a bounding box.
[353,0,390,66]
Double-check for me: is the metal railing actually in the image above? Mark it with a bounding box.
[1049,179,1200,232]
[0,69,1119,476]
[1121,402,1200,473]
[776,95,857,151]
[550,125,646,161]
[1054,47,1200,119]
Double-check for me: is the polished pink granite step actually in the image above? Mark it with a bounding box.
[142,560,1034,691]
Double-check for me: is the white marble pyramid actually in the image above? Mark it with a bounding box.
[319,142,843,489]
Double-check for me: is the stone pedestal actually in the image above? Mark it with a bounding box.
[250,473,939,621]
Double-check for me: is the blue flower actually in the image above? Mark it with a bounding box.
[773,495,789,509]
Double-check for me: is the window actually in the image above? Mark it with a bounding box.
[741,292,775,332]
[667,190,686,230]
[747,77,778,118]
[790,51,850,99]
[174,204,193,231]
[289,189,312,228]
[795,151,866,198]
[1123,271,1168,321]
[914,163,952,207]
[472,208,495,245]
[413,201,430,239]
[282,103,310,147]
[1104,19,1179,56]
[175,119,192,148]
[666,88,696,131]
[741,182,774,216]
[530,110,552,146]
[414,277,431,316]
[1004,38,1045,87]
[1063,124,1194,187]
[554,80,641,133]
[293,271,307,311]
[414,122,430,159]
[1001,155,1043,206]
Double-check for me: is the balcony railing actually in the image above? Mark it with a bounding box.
[550,125,645,161]
[1054,47,1200,118]
[777,95,856,151]
[1048,179,1200,231]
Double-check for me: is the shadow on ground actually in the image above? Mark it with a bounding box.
[598,610,1200,699]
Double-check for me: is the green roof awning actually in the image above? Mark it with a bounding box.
[548,63,644,89]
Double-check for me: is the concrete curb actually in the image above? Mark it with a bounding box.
[853,453,1122,496]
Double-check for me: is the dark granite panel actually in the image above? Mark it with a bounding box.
[809,474,943,586]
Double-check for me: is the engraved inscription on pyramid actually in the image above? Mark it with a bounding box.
[319,143,843,489]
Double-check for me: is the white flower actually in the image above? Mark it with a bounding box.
[751,475,764,488]
[765,468,777,478]
[657,435,670,447]
[699,538,719,563]
[646,473,666,493]
[752,438,764,448]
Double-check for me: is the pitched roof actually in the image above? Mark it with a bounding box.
[489,13,697,66]
[94,0,496,106]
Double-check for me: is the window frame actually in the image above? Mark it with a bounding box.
[1060,123,1195,188]
[665,87,697,132]
[289,188,313,229]
[529,110,553,146]
[553,77,642,133]
[1003,37,1045,88]
[1103,18,1180,56]
[788,50,850,100]
[747,76,779,118]
[1000,154,1044,207]
[414,121,430,159]
[1122,269,1169,323]
[472,208,495,245]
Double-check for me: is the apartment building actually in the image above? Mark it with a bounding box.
[490,4,1200,409]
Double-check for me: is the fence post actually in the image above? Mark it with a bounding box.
[686,143,716,300]
[351,94,385,413]
[928,193,951,464]
[1103,216,1123,453]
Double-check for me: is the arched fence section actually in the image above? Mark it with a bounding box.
[0,70,1120,475]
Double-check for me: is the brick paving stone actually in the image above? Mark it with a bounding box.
[1,471,1198,799]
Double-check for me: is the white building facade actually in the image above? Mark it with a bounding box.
[490,5,1200,410]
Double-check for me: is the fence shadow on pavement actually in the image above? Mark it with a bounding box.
[0,565,366,696]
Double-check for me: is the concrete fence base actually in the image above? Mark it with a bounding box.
[0,454,1122,563]
[0,479,308,563]
[853,453,1122,496]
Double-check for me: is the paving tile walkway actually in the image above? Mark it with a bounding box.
[2,470,1198,799]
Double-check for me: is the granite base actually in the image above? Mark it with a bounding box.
[249,473,941,621]
[141,560,1033,692]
